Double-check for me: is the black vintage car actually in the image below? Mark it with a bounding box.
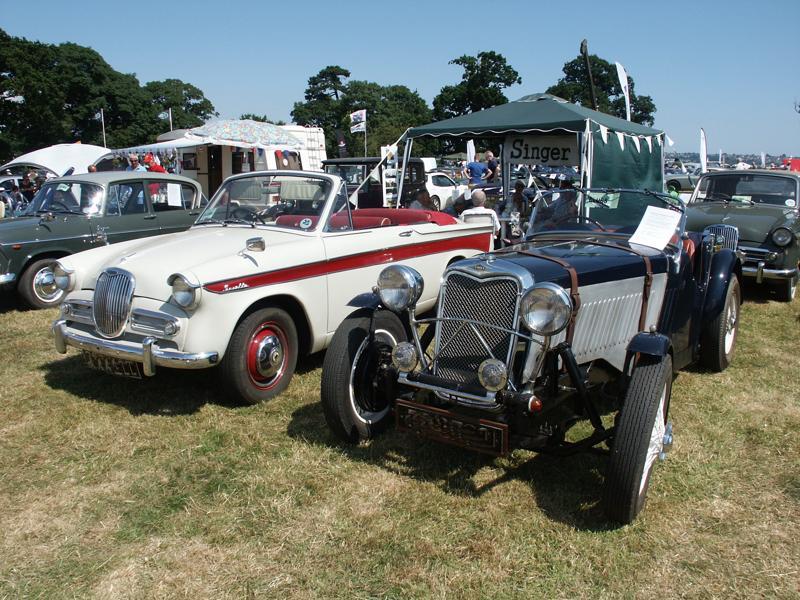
[321,188,742,524]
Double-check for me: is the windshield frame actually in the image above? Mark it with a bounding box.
[194,170,340,232]
[525,187,687,247]
[690,172,799,209]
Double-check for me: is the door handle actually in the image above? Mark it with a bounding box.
[399,230,413,237]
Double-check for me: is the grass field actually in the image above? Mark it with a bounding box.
[0,285,798,599]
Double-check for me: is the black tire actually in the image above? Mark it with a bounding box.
[18,258,64,309]
[604,354,672,524]
[700,276,740,371]
[430,195,441,211]
[774,273,797,302]
[219,307,298,404]
[321,309,406,443]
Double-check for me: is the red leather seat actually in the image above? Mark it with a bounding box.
[329,214,391,230]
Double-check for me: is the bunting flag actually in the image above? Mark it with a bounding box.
[598,124,609,144]
[665,134,675,147]
[615,131,625,150]
[645,136,653,152]
[655,135,663,147]
[631,136,641,153]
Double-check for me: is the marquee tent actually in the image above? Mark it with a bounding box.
[403,93,664,191]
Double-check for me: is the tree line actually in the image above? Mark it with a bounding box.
[0,27,656,163]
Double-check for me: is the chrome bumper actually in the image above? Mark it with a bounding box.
[742,262,798,283]
[0,272,16,284]
[52,319,218,377]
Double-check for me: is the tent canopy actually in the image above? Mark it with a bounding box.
[407,93,660,138]
[0,143,111,176]
[185,119,304,149]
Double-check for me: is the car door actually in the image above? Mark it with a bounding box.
[91,180,158,246]
[428,174,461,207]
[148,180,203,235]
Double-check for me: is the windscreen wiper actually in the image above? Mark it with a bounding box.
[223,218,256,228]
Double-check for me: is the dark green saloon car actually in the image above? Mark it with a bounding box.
[0,171,203,308]
[685,169,799,301]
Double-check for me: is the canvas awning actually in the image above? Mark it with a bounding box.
[116,138,201,155]
[407,93,660,138]
[0,143,111,176]
[184,119,304,149]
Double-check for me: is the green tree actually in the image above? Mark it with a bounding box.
[144,78,217,131]
[432,51,521,121]
[239,113,286,125]
[546,54,656,126]
[291,66,351,154]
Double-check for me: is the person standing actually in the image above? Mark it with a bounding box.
[485,151,499,182]
[20,174,35,202]
[126,155,147,172]
[466,154,488,185]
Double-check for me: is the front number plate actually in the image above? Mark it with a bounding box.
[396,399,508,456]
[82,351,143,379]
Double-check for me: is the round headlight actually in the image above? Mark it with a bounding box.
[391,342,418,372]
[377,265,424,312]
[168,273,201,310]
[478,358,508,392]
[520,282,572,336]
[771,227,793,247]
[53,262,75,292]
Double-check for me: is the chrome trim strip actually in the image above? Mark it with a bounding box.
[52,320,218,376]
[0,272,16,284]
[130,308,181,337]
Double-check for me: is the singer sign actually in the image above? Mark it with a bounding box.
[503,135,578,167]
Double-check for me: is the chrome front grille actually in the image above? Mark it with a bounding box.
[704,224,739,251]
[92,268,135,338]
[434,271,520,386]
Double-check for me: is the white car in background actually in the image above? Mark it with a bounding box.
[426,172,468,209]
[52,170,493,404]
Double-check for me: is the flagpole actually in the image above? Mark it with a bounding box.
[168,107,173,131]
[364,122,367,157]
[100,108,107,147]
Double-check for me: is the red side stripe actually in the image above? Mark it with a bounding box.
[204,232,491,294]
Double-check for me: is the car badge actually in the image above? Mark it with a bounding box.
[473,264,486,272]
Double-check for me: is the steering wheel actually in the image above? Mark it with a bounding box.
[230,206,267,225]
[47,200,75,212]
[553,215,607,231]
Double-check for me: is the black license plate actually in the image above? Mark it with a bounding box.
[396,399,508,456]
[82,351,143,379]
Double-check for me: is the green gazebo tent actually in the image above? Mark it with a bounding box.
[401,93,664,193]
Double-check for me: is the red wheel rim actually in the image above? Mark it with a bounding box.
[246,321,288,390]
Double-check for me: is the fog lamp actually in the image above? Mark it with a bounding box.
[478,358,508,392]
[391,342,418,372]
[163,321,179,336]
[61,303,72,317]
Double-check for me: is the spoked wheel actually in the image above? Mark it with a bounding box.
[19,258,64,309]
[322,309,406,443]
[604,354,673,525]
[220,307,298,404]
[700,276,740,372]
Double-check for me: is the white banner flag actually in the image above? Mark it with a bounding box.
[700,128,708,173]
[350,109,366,125]
[350,122,366,134]
[615,61,631,121]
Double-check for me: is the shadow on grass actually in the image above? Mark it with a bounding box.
[0,292,26,314]
[287,402,613,531]
[40,352,327,416]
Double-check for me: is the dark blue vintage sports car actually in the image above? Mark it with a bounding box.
[321,188,742,524]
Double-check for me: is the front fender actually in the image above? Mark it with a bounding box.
[703,249,740,322]
[627,332,671,359]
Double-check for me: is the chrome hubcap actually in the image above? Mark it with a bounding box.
[255,334,284,379]
[33,266,63,303]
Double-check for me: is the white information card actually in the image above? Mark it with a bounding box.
[628,205,681,250]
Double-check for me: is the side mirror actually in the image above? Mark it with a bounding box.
[245,237,265,252]
[39,211,56,223]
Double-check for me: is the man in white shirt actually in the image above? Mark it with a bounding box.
[460,189,499,235]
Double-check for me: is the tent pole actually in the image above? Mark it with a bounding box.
[397,136,413,207]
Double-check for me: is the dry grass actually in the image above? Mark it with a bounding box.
[0,284,798,599]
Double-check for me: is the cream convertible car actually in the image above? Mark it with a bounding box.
[51,171,493,403]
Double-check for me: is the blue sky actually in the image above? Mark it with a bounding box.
[3,0,799,155]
